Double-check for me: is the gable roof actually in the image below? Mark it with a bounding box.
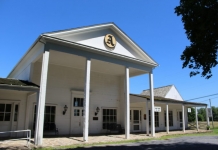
[42,22,158,67]
[7,23,158,78]
[141,85,173,98]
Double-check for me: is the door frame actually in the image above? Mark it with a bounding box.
[177,110,183,129]
[70,90,86,135]
[130,108,142,132]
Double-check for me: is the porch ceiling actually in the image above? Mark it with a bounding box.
[37,50,147,77]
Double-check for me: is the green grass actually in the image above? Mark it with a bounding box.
[35,128,218,150]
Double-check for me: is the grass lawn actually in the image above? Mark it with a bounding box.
[35,122,218,150]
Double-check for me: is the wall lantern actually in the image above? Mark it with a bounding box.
[63,105,68,115]
[95,107,100,116]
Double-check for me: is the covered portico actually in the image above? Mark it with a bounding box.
[130,94,209,134]
[10,23,158,146]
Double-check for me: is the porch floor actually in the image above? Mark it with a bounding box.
[0,129,211,149]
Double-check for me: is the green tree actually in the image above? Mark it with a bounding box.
[198,108,206,121]
[198,114,204,121]
[212,106,218,121]
[188,107,196,122]
[175,0,218,79]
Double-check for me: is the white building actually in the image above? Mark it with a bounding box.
[0,23,209,146]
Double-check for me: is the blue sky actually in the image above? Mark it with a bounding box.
[0,0,217,107]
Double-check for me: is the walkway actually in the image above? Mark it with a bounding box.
[0,130,210,150]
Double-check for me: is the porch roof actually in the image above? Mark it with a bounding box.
[130,94,207,107]
[0,78,39,92]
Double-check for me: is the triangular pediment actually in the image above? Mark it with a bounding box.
[43,23,158,66]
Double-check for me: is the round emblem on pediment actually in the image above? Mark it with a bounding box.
[104,34,116,48]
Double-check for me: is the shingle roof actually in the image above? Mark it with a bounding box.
[130,94,207,106]
[140,85,173,97]
[0,78,39,88]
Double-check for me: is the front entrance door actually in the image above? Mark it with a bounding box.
[71,96,84,135]
[72,108,84,134]
[131,109,141,132]
[177,111,183,128]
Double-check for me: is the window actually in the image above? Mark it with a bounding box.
[34,105,56,124]
[149,110,159,127]
[44,106,55,123]
[74,98,83,107]
[74,109,80,116]
[0,104,11,121]
[164,111,173,126]
[14,104,19,121]
[102,109,117,129]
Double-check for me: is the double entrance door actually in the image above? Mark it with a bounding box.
[130,109,141,132]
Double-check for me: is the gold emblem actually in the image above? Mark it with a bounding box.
[104,34,116,48]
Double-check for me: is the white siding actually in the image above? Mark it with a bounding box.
[31,62,122,134]
[0,90,28,137]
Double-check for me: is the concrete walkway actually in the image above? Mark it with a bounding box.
[0,130,211,150]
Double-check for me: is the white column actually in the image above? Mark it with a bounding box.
[182,105,185,132]
[83,58,91,141]
[205,106,210,126]
[146,99,149,136]
[149,71,155,137]
[35,51,50,146]
[195,107,199,131]
[125,67,130,139]
[166,104,169,134]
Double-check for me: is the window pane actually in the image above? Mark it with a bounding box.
[74,98,79,107]
[110,116,113,122]
[113,116,116,122]
[15,105,18,112]
[81,98,84,107]
[6,104,11,112]
[0,104,5,112]
[5,113,10,121]
[51,106,55,114]
[45,106,50,113]
[74,109,80,116]
[14,113,18,121]
[0,113,4,121]
[110,109,113,115]
[51,114,55,122]
[103,116,106,122]
[78,98,82,107]
[44,114,50,122]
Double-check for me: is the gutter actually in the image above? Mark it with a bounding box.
[130,94,207,106]
[0,84,39,91]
